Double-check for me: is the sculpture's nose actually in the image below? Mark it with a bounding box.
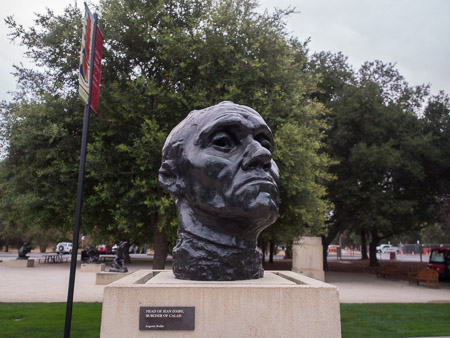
[242,140,272,171]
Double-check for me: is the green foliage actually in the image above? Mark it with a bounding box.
[421,91,450,233]
[0,0,331,252]
[271,120,333,241]
[310,52,450,265]
[0,95,83,236]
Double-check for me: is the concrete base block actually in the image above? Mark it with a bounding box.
[8,259,34,268]
[96,271,130,285]
[81,263,105,272]
[100,270,341,338]
[292,236,325,281]
[295,268,325,282]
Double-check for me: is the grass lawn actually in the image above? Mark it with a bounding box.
[341,303,450,337]
[1,302,449,337]
[0,303,102,338]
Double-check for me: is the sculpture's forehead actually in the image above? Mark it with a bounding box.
[197,111,269,134]
[161,102,272,156]
[189,105,270,135]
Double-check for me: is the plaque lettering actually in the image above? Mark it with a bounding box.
[139,306,195,330]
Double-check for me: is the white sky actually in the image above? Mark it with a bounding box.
[1,0,449,102]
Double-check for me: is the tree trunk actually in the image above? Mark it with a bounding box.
[321,236,329,271]
[284,241,293,259]
[369,230,380,267]
[322,220,346,271]
[153,225,168,269]
[39,240,48,253]
[360,229,369,260]
[269,241,275,263]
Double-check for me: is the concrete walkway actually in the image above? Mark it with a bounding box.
[326,271,450,303]
[0,258,449,303]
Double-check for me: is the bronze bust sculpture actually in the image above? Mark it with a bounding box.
[159,101,279,281]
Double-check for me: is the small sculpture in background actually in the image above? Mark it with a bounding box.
[17,242,31,260]
[109,240,129,273]
[86,243,100,264]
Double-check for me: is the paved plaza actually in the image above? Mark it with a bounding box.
[0,255,449,303]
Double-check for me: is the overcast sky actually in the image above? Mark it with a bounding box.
[1,0,449,102]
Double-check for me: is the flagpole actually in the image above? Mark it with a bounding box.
[64,11,98,338]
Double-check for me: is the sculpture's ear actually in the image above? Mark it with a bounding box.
[159,160,181,196]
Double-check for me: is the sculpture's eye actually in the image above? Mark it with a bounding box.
[210,131,234,151]
[256,135,272,152]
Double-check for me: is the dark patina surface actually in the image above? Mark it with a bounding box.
[110,240,129,273]
[159,101,279,281]
[17,242,31,260]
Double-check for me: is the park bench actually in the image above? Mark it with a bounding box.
[408,269,439,289]
[38,253,69,264]
[376,264,400,279]
[98,254,115,263]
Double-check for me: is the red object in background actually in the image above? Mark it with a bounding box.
[96,244,112,254]
[427,247,450,280]
[90,27,103,115]
[328,245,340,252]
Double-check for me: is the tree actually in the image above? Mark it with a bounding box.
[311,55,435,267]
[1,0,331,266]
[420,91,450,238]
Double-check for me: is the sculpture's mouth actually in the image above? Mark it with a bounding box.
[234,178,279,199]
[238,177,277,189]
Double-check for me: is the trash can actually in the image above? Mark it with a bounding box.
[337,247,342,259]
[390,251,396,260]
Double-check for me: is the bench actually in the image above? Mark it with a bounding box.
[98,254,115,263]
[38,254,69,264]
[408,269,439,289]
[376,264,400,279]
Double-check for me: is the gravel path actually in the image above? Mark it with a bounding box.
[1,258,449,303]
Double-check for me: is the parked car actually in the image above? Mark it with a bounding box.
[427,247,450,280]
[376,244,391,253]
[382,246,400,253]
[111,244,118,254]
[56,242,72,254]
[328,245,340,252]
[96,244,112,255]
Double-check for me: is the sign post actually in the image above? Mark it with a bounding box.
[64,3,102,338]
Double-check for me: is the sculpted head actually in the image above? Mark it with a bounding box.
[159,101,279,235]
[159,101,279,280]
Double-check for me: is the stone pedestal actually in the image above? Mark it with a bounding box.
[292,236,325,281]
[8,259,34,268]
[96,271,130,285]
[100,270,341,338]
[81,263,105,272]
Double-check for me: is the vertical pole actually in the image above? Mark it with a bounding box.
[64,12,98,338]
[64,104,90,338]
[420,243,423,263]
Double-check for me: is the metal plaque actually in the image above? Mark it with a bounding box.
[139,306,195,330]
